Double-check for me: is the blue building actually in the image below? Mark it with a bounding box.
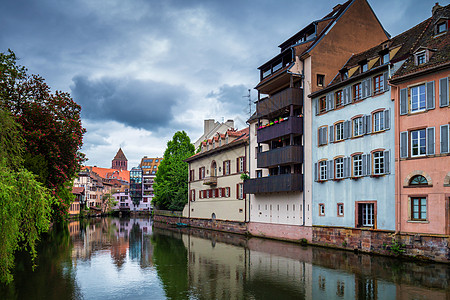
[308,34,412,230]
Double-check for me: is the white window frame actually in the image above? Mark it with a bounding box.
[373,111,384,132]
[238,183,244,200]
[319,204,325,216]
[337,203,344,216]
[361,203,374,227]
[411,84,426,112]
[353,117,364,137]
[411,129,426,157]
[353,154,363,177]
[335,158,344,179]
[373,151,385,175]
[319,161,327,181]
[335,122,344,141]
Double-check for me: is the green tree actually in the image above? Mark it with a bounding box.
[153,131,195,211]
[0,109,54,283]
[0,50,85,221]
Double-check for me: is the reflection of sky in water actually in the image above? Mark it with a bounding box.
[75,250,165,299]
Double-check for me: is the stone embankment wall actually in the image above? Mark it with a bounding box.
[153,215,449,263]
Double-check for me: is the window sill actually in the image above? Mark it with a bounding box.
[351,176,363,180]
[371,174,385,178]
[403,185,433,188]
[407,220,429,224]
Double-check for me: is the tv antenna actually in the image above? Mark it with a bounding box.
[243,89,252,119]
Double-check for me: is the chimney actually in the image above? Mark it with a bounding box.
[432,2,441,15]
[204,119,215,135]
[225,119,234,129]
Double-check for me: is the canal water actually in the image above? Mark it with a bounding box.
[1,217,449,300]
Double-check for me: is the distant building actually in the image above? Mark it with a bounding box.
[112,148,128,171]
[139,156,162,204]
[193,119,235,150]
[184,127,249,222]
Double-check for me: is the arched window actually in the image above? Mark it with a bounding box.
[409,175,428,186]
[211,161,217,177]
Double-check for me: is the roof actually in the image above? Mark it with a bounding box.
[186,127,249,162]
[391,4,450,82]
[309,14,432,97]
[113,148,127,161]
[82,166,130,182]
[72,186,85,195]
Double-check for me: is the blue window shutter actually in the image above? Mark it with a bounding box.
[367,78,373,97]
[327,93,335,110]
[327,160,334,180]
[343,120,350,139]
[315,98,319,115]
[383,72,389,92]
[439,77,449,107]
[362,154,367,176]
[400,131,408,158]
[314,162,318,182]
[329,125,334,142]
[426,127,435,155]
[384,109,390,130]
[366,154,372,176]
[440,124,449,154]
[400,88,408,115]
[426,81,435,110]
[384,150,390,174]
[343,157,350,178]
[365,115,372,134]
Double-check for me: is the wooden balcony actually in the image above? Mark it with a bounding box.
[257,116,303,144]
[257,145,303,168]
[203,176,217,186]
[257,88,303,117]
[244,173,303,194]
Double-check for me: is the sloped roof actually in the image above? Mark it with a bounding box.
[391,4,450,82]
[113,148,127,161]
[72,186,85,195]
[82,166,130,182]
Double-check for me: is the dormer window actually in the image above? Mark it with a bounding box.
[415,50,427,65]
[436,21,447,35]
[361,62,368,73]
[381,52,390,65]
[317,74,325,87]
[341,69,348,80]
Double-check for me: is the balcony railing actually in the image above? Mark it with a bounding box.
[257,145,303,168]
[257,116,303,143]
[257,88,303,117]
[203,176,217,186]
[244,173,303,194]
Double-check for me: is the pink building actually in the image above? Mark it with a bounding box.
[391,3,450,235]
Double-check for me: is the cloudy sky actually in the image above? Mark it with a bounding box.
[1,0,438,167]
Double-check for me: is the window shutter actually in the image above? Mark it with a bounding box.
[323,127,328,144]
[384,109,390,130]
[223,161,226,175]
[314,162,318,182]
[384,150,390,174]
[329,125,334,142]
[327,93,335,110]
[318,128,323,145]
[243,157,247,172]
[343,157,350,178]
[426,127,435,155]
[362,154,367,176]
[400,131,408,158]
[426,81,435,110]
[327,160,334,180]
[236,184,239,199]
[315,98,319,115]
[343,120,350,139]
[440,124,449,154]
[365,115,372,134]
[383,72,389,92]
[189,190,191,201]
[362,80,367,99]
[366,154,372,176]
[193,190,196,201]
[345,86,352,105]
[400,88,408,115]
[368,77,373,96]
[439,77,449,107]
[236,158,239,173]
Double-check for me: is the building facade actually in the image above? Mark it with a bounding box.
[183,128,249,222]
[139,156,162,204]
[244,0,390,240]
[390,3,450,235]
[193,119,235,150]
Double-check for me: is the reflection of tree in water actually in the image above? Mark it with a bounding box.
[0,223,81,299]
[152,231,189,300]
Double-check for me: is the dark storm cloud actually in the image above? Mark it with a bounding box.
[207,84,251,116]
[71,75,185,129]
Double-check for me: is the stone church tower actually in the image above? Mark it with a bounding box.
[112,148,128,171]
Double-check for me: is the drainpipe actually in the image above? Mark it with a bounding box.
[188,162,191,224]
[245,141,248,223]
[301,57,306,226]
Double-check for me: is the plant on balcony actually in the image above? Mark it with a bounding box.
[240,173,250,181]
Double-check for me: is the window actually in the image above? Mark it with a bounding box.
[199,167,205,179]
[353,117,364,137]
[223,160,230,175]
[319,204,325,216]
[357,203,375,227]
[337,203,344,216]
[319,161,327,181]
[319,96,327,113]
[411,84,426,112]
[225,187,230,197]
[416,51,426,65]
[411,197,427,221]
[335,90,343,108]
[437,22,447,34]
[155,159,159,162]
[409,175,428,186]
[335,122,344,141]
[373,111,384,132]
[381,53,389,65]
[237,157,245,173]
[318,126,328,146]
[361,62,368,72]
[341,70,348,80]
[373,74,384,94]
[353,83,362,101]
[411,129,426,157]
[189,170,195,182]
[373,151,384,175]
[335,158,344,179]
[353,154,362,177]
[256,170,262,178]
[238,183,244,199]
[317,74,325,87]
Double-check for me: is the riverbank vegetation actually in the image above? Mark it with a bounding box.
[0,50,85,283]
